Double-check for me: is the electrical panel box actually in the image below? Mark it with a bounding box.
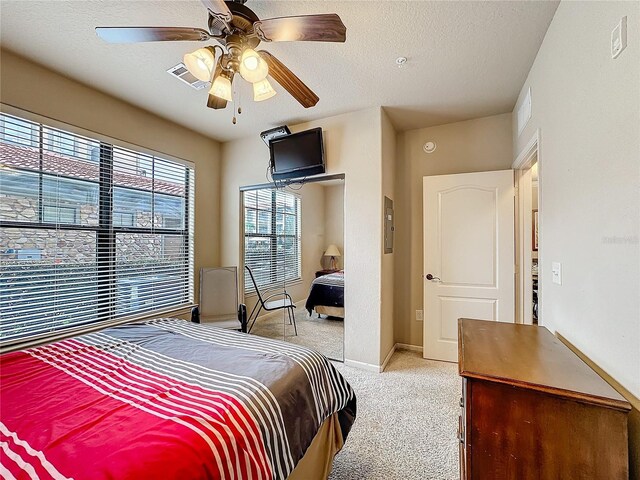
[384,196,394,254]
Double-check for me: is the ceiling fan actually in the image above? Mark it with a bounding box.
[95,0,346,114]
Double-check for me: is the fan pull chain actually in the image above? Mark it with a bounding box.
[231,80,243,125]
[231,81,237,124]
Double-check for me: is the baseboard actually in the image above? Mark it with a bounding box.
[395,342,422,353]
[344,358,383,373]
[380,344,396,372]
[345,343,423,373]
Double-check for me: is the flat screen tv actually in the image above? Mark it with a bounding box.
[269,127,325,181]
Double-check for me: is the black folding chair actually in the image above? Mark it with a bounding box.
[245,266,297,336]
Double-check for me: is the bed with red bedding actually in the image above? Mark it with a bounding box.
[0,318,356,479]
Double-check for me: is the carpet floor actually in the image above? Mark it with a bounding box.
[250,308,344,360]
[329,350,460,480]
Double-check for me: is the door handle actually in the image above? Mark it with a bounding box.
[425,273,441,281]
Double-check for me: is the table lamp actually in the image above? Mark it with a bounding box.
[324,244,341,270]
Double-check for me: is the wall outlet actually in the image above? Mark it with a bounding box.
[416,310,424,321]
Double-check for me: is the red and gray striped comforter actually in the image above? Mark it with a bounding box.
[0,318,356,480]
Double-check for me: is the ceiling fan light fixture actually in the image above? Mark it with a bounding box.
[239,48,269,83]
[253,78,276,102]
[184,47,215,82]
[210,73,233,102]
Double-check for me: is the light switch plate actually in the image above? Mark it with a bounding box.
[416,310,423,321]
[612,16,627,59]
[552,262,562,285]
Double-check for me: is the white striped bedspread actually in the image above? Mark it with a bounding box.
[0,318,356,480]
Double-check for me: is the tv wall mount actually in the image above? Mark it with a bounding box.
[260,125,291,146]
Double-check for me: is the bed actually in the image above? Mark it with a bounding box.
[305,272,345,319]
[0,318,356,480]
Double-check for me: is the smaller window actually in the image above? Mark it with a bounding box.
[113,211,135,227]
[43,205,78,224]
[163,216,183,230]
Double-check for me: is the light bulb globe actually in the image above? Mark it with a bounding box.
[253,78,276,102]
[239,48,269,83]
[209,74,233,102]
[184,48,215,82]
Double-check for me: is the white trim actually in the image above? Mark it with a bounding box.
[513,129,543,326]
[380,344,396,372]
[395,342,422,352]
[513,129,540,170]
[343,358,382,373]
[343,343,427,373]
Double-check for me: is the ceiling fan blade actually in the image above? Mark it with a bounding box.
[206,64,228,110]
[258,51,319,108]
[95,27,211,43]
[254,14,346,42]
[200,0,233,22]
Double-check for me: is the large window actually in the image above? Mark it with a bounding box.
[243,188,301,293]
[0,113,194,346]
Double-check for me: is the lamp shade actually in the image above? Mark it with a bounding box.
[253,78,276,102]
[210,73,233,102]
[184,47,215,82]
[324,245,341,257]
[239,48,269,83]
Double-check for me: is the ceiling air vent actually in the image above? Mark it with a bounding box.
[167,63,210,90]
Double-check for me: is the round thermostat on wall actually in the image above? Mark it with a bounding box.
[423,141,437,154]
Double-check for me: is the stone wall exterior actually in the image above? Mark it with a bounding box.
[1,194,184,263]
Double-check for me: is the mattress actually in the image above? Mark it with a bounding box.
[305,272,345,316]
[0,318,356,479]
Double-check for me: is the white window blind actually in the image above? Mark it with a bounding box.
[0,113,194,347]
[243,188,301,293]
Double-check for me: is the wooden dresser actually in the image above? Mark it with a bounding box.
[457,318,630,480]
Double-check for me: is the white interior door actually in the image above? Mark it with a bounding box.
[423,170,515,362]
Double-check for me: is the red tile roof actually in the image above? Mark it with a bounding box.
[0,143,185,196]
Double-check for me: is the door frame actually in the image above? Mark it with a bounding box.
[513,129,542,325]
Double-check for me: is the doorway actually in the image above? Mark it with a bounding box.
[241,175,345,361]
[513,130,541,325]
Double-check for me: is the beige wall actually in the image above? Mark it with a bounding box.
[322,184,345,270]
[513,0,639,399]
[394,113,513,346]
[0,49,221,305]
[512,2,639,476]
[380,109,396,361]
[221,107,387,366]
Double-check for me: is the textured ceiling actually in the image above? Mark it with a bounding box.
[0,1,558,142]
